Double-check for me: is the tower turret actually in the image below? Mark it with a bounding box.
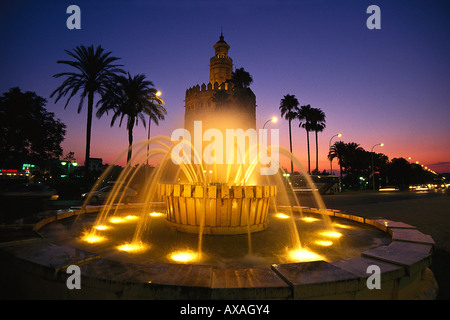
[209,33,233,86]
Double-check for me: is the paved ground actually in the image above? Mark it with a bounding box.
[297,189,450,299]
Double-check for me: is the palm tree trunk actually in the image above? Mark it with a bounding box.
[306,130,310,174]
[146,121,151,165]
[127,119,134,164]
[315,130,319,172]
[289,119,293,173]
[85,91,94,174]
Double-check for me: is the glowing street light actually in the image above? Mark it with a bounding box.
[371,143,384,190]
[263,116,278,129]
[329,133,342,176]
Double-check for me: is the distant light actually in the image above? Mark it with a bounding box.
[271,116,278,123]
[337,133,342,137]
[61,161,67,166]
[72,162,78,166]
[156,90,162,97]
[380,143,384,147]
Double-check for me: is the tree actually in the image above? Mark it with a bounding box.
[0,87,66,168]
[230,67,253,89]
[279,94,299,173]
[96,73,166,163]
[309,108,326,172]
[297,104,314,173]
[328,140,346,180]
[50,45,124,172]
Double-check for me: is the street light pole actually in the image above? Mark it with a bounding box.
[147,90,162,166]
[263,116,278,130]
[329,133,342,175]
[371,143,384,191]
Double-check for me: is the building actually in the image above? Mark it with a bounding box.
[184,33,256,135]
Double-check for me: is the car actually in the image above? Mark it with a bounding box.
[81,185,137,205]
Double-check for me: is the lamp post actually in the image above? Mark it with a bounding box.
[61,160,78,179]
[371,143,384,191]
[147,90,162,166]
[329,133,342,175]
[263,116,278,129]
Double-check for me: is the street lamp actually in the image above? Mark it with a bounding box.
[329,133,342,175]
[147,90,162,165]
[371,143,384,191]
[61,160,78,178]
[263,116,278,129]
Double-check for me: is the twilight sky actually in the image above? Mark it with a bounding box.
[1,0,449,173]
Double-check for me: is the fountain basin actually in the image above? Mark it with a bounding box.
[0,205,437,300]
[159,183,277,234]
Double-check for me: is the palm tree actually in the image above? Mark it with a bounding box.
[279,94,299,173]
[328,140,346,180]
[230,67,253,88]
[297,104,314,173]
[309,108,326,173]
[96,73,166,163]
[51,45,124,172]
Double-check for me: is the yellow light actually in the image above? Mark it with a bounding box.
[271,116,278,123]
[275,213,290,219]
[109,217,125,224]
[338,133,342,137]
[169,250,199,263]
[117,242,148,253]
[315,240,333,246]
[301,217,319,223]
[156,90,162,97]
[81,232,106,244]
[94,225,109,231]
[288,248,325,262]
[380,143,384,147]
[149,212,165,217]
[320,231,342,238]
[125,215,138,220]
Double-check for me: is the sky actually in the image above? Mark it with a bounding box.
[1,0,449,173]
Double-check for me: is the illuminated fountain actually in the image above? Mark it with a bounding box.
[0,35,436,299]
[18,138,435,299]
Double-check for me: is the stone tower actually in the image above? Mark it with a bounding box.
[209,33,233,86]
[184,34,256,135]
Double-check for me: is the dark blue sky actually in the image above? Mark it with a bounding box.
[1,0,449,172]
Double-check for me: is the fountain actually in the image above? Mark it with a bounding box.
[0,35,437,300]
[0,137,436,299]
